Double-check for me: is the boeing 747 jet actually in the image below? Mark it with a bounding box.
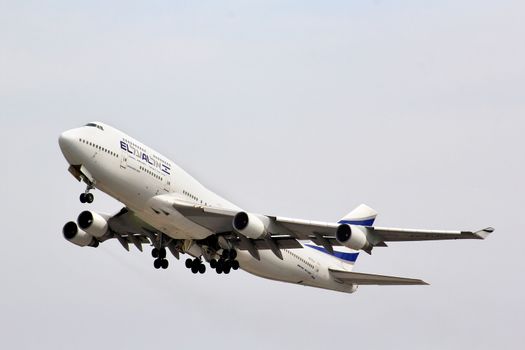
[59,122,493,293]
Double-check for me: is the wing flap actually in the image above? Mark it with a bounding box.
[234,236,303,250]
[329,269,428,285]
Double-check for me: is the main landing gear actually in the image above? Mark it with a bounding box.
[79,185,95,204]
[209,249,240,274]
[152,247,169,269]
[185,258,206,274]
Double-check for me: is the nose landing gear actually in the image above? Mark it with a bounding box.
[79,184,95,203]
[79,192,94,204]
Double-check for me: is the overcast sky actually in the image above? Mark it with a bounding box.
[1,1,524,349]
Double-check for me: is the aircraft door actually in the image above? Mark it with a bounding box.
[163,178,171,193]
[120,149,128,169]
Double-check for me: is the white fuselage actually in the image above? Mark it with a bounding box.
[59,122,358,293]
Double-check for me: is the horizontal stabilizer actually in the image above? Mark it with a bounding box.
[329,269,428,286]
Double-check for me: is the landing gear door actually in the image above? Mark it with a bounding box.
[120,149,128,169]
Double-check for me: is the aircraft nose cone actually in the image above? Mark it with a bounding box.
[59,130,80,164]
[59,130,75,151]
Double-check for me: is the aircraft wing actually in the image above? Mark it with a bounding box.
[368,226,494,243]
[98,208,183,258]
[329,269,428,285]
[166,197,492,258]
[170,198,338,239]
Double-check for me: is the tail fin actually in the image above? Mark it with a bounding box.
[339,204,378,226]
[305,204,377,271]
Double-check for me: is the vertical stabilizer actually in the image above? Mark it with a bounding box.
[339,204,378,226]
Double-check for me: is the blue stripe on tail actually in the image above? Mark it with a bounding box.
[338,218,376,226]
[305,244,359,263]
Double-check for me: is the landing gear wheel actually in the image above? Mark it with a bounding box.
[221,250,229,260]
[161,259,169,269]
[210,259,217,269]
[85,193,94,203]
[154,259,161,269]
[223,265,231,274]
[185,258,193,269]
[229,249,237,260]
[191,265,199,274]
[198,264,206,274]
[159,248,167,259]
[216,259,223,274]
[152,248,159,258]
[79,193,86,203]
[231,260,240,270]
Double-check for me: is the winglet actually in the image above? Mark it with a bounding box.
[474,227,495,240]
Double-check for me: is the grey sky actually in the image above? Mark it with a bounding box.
[1,1,524,349]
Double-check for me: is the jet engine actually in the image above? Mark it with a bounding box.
[335,224,371,251]
[232,212,268,239]
[62,221,97,247]
[77,211,109,238]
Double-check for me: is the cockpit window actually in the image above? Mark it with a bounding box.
[85,123,104,131]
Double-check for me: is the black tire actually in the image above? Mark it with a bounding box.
[191,265,199,274]
[216,266,223,274]
[85,193,94,203]
[223,265,231,274]
[153,259,161,269]
[185,258,193,269]
[161,259,169,269]
[198,264,206,274]
[221,250,229,260]
[79,193,86,203]
[229,249,237,260]
[210,259,217,269]
[151,248,159,258]
[231,260,240,270]
[223,260,231,270]
[192,258,200,268]
[159,248,166,259]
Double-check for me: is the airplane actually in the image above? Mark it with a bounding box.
[58,122,494,293]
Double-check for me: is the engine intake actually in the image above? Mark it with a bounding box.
[335,224,371,251]
[233,212,268,239]
[77,211,109,238]
[62,221,97,247]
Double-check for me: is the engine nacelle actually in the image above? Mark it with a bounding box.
[77,211,109,238]
[62,221,97,247]
[232,212,268,239]
[335,224,371,251]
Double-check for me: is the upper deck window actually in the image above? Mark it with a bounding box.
[85,123,104,131]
